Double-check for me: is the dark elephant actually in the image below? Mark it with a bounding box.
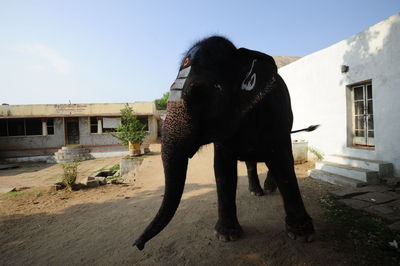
[134,36,315,250]
[246,125,319,196]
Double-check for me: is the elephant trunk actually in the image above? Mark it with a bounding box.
[133,102,196,250]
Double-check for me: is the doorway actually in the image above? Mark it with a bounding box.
[65,118,80,145]
[350,82,374,147]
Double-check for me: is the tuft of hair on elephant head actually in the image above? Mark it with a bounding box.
[133,36,315,250]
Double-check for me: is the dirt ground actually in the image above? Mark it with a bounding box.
[0,144,361,265]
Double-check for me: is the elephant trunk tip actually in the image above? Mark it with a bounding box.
[133,238,146,251]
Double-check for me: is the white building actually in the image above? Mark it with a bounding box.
[280,13,400,182]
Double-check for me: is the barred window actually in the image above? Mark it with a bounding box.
[8,119,25,136]
[47,118,54,135]
[90,117,99,133]
[0,118,50,136]
[25,118,42,135]
[0,119,7,136]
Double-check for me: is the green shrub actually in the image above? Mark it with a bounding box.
[111,104,148,145]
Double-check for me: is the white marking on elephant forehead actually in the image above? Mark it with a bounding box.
[241,59,257,91]
[242,73,256,91]
[168,90,182,102]
[170,78,186,90]
[177,66,191,78]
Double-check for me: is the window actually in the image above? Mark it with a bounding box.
[25,118,42,135]
[348,82,374,147]
[90,117,98,133]
[0,118,54,137]
[8,119,25,136]
[47,118,54,135]
[0,119,7,136]
[137,116,149,131]
[103,117,120,133]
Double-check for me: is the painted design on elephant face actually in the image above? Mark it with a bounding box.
[169,66,192,102]
[183,57,190,67]
[241,59,257,91]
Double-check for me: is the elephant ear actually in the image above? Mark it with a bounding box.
[236,48,278,115]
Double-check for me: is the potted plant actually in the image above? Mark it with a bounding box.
[112,104,148,156]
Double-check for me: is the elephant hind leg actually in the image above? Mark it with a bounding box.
[245,161,264,196]
[264,169,278,194]
[266,152,315,242]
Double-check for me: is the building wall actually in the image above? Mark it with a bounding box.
[0,102,160,158]
[78,117,124,152]
[0,118,64,157]
[279,13,400,175]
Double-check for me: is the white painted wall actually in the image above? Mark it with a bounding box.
[279,13,400,176]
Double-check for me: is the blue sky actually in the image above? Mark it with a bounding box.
[0,0,399,105]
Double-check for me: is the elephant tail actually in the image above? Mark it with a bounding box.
[291,124,319,134]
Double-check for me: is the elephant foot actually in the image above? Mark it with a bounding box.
[249,185,264,196]
[214,220,243,242]
[264,184,277,194]
[285,218,315,243]
[264,180,277,194]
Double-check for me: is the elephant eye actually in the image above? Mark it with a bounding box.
[214,84,223,91]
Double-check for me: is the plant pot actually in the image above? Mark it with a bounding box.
[128,142,141,156]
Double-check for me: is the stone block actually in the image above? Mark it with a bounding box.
[95,176,107,186]
[111,178,124,184]
[337,198,372,209]
[388,221,400,231]
[86,179,99,188]
[384,177,400,188]
[120,157,143,176]
[0,187,17,193]
[363,204,400,222]
[330,188,369,198]
[353,192,400,204]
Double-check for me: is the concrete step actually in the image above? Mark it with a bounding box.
[57,149,90,154]
[56,155,91,160]
[325,154,393,178]
[315,161,379,183]
[55,152,90,156]
[55,146,92,163]
[309,169,367,188]
[61,146,83,151]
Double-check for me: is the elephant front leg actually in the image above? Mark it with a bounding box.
[213,144,242,242]
[245,161,264,196]
[267,153,315,242]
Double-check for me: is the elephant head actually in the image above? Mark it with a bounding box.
[133,36,279,250]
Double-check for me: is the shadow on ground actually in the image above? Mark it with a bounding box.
[0,175,359,266]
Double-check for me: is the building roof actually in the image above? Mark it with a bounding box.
[0,102,157,119]
[272,56,301,68]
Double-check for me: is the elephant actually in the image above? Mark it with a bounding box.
[246,125,319,196]
[134,36,315,250]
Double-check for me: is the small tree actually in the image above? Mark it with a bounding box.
[112,104,148,146]
[61,159,82,191]
[154,92,169,110]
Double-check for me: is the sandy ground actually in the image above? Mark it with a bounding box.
[0,157,121,193]
[0,144,359,265]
